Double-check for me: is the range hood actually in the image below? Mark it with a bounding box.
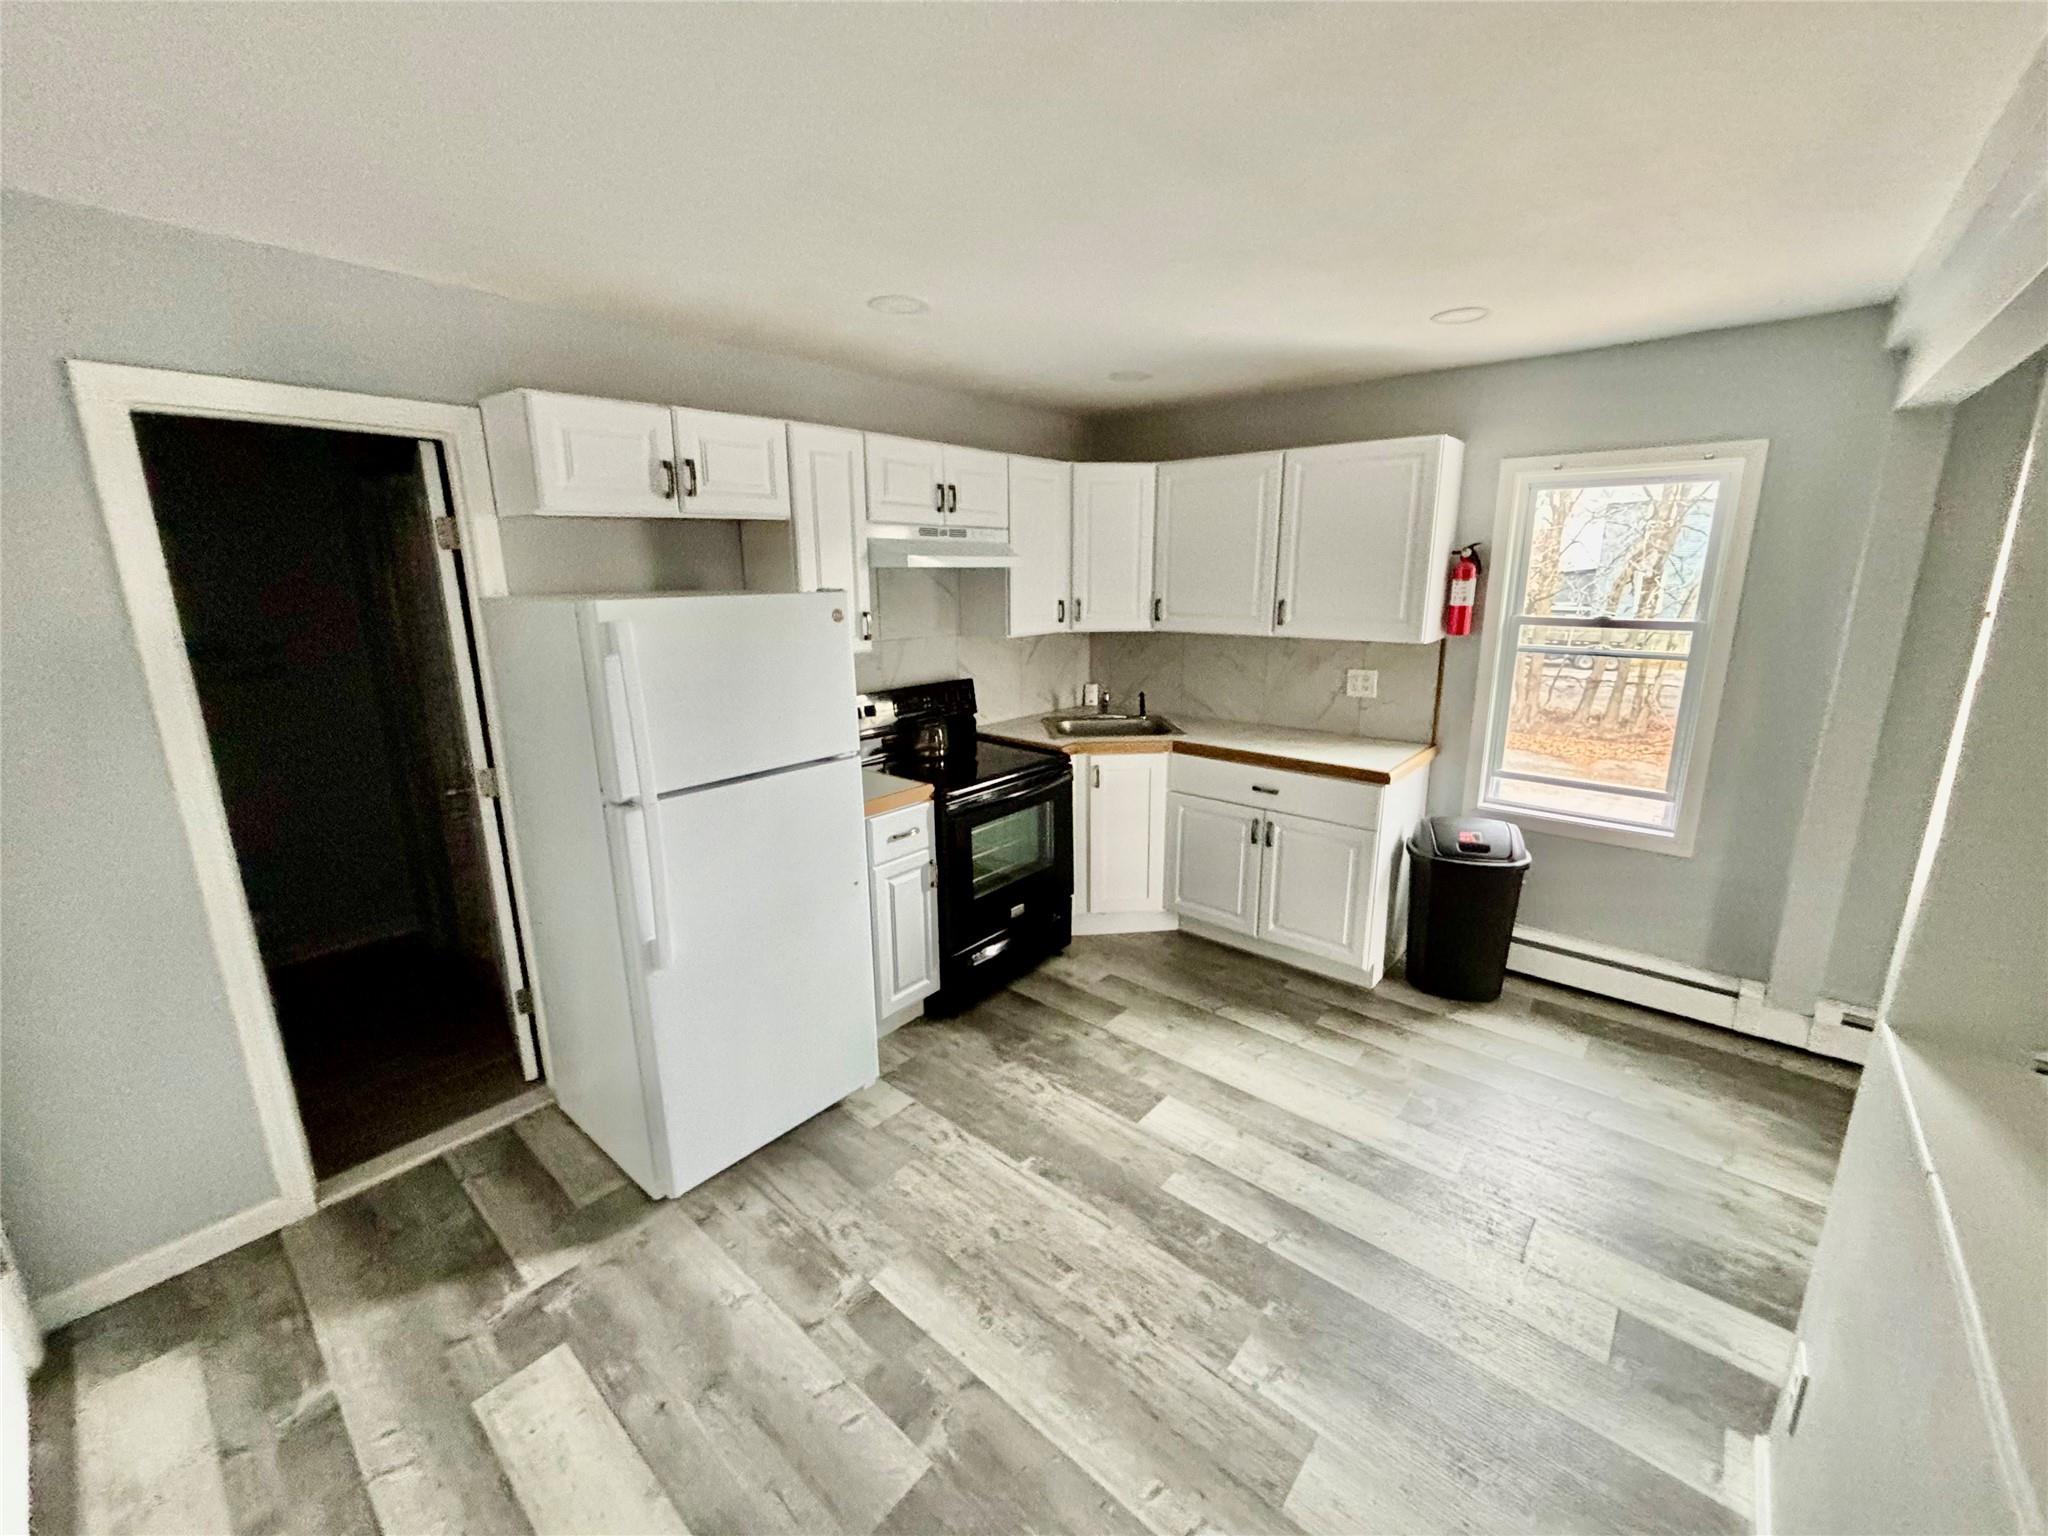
[866,523,1017,569]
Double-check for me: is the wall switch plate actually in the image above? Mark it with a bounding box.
[1345,668,1379,699]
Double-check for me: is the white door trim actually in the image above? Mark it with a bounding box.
[65,360,539,1224]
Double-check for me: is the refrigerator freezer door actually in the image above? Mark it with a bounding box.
[590,591,857,797]
[637,754,878,1195]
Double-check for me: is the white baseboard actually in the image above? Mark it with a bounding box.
[1508,926,1868,1065]
[31,1192,303,1331]
[1753,1432,1774,1536]
[1074,910,1179,936]
[1508,925,1742,1028]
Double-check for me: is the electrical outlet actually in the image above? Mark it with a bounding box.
[1345,668,1379,700]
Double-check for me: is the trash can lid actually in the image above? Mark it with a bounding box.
[1415,815,1528,864]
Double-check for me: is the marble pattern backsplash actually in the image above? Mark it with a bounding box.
[852,568,1090,722]
[1091,632,1439,742]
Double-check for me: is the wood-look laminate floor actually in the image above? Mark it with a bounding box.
[30,932,1858,1536]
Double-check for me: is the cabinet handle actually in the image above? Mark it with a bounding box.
[1073,598,1083,624]
[1275,597,1288,627]
[1152,596,1163,622]
[934,482,946,514]
[682,458,699,497]
[926,862,937,890]
[1057,598,1066,624]
[658,458,678,499]
[946,483,958,514]
[860,609,873,641]
[1265,820,1275,847]
[1248,818,1259,845]
[1251,784,1279,795]
[886,828,915,843]
[1092,764,1102,788]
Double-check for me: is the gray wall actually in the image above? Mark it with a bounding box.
[1088,309,1904,981]
[0,190,1081,1301]
[1823,353,2046,1004]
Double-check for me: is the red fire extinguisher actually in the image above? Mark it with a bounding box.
[1445,545,1482,636]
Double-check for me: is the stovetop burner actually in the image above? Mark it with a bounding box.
[858,678,1067,802]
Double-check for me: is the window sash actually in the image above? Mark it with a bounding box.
[1482,462,1741,836]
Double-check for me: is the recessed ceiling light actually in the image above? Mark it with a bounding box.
[866,293,929,316]
[1430,306,1491,325]
[1108,369,1153,383]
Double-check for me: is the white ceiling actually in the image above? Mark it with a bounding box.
[3,3,2041,410]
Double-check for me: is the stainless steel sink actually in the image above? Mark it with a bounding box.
[1042,712,1181,738]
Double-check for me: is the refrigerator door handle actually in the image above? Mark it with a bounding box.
[603,622,676,970]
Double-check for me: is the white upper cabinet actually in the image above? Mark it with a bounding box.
[862,435,1009,529]
[785,422,874,650]
[1154,452,1284,634]
[1007,456,1074,636]
[481,391,681,518]
[865,435,947,526]
[671,408,790,520]
[1071,463,1156,632]
[1275,435,1464,643]
[944,445,1009,529]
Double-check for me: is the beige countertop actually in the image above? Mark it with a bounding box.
[862,768,933,817]
[979,713,1436,785]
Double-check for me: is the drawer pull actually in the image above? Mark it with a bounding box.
[886,828,915,842]
[1251,784,1280,795]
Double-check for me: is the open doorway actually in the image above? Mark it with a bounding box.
[132,415,534,1180]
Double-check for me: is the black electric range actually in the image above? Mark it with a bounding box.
[857,679,1072,1013]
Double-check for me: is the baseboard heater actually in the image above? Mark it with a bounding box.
[1506,926,1743,1030]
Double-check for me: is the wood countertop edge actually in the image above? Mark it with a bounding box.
[977,730,1438,786]
[863,782,935,816]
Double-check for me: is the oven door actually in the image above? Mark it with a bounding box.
[938,770,1073,961]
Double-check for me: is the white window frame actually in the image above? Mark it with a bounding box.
[1465,439,1768,858]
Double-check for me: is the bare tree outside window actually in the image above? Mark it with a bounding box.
[1486,475,1724,832]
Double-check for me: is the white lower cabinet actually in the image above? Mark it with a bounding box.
[1077,752,1169,922]
[1164,792,1260,935]
[1164,760,1428,984]
[868,804,938,1029]
[1257,810,1371,965]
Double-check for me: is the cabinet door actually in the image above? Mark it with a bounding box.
[865,434,946,527]
[521,393,679,518]
[1072,464,1157,632]
[787,423,874,652]
[1257,810,1371,965]
[1276,437,1461,642]
[1155,452,1284,634]
[1007,456,1073,637]
[1087,754,1167,913]
[672,408,790,520]
[871,848,939,1018]
[944,445,1010,530]
[1166,792,1261,935]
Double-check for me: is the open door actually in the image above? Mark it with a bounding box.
[415,442,540,1078]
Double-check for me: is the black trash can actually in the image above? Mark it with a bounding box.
[1405,816,1531,1002]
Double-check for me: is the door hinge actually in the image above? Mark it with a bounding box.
[513,986,534,1016]
[475,766,501,799]
[434,516,462,552]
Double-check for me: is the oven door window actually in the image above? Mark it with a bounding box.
[969,801,1056,897]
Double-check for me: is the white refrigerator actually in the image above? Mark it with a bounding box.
[483,591,876,1198]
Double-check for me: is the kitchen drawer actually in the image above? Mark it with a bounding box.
[1167,752,1381,830]
[867,802,932,863]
